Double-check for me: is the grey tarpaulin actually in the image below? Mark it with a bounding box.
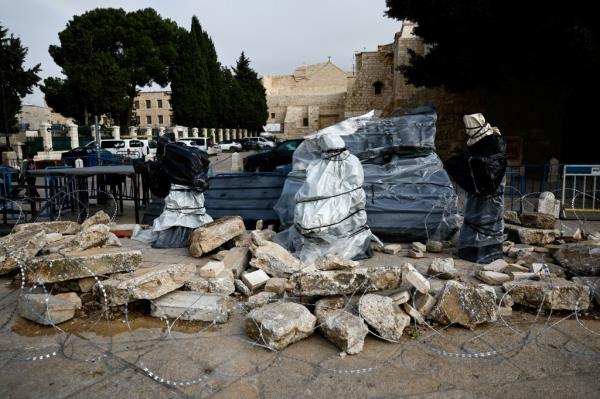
[274,134,374,264]
[274,106,459,243]
[132,184,213,248]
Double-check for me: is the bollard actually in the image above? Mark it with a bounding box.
[231,152,241,172]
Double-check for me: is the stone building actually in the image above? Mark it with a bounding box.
[345,22,484,158]
[133,91,173,128]
[262,62,351,139]
[16,104,73,131]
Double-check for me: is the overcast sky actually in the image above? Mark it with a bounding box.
[2,0,401,106]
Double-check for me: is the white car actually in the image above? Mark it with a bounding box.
[86,139,156,160]
[213,140,242,152]
[256,137,276,149]
[178,138,209,152]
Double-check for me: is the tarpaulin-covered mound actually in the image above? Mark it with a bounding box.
[275,106,460,243]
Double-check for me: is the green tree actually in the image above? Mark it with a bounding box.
[385,1,600,91]
[0,25,40,144]
[170,18,212,127]
[233,52,268,131]
[44,8,178,126]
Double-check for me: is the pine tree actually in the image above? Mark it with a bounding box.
[233,52,268,132]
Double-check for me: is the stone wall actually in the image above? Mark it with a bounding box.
[133,91,173,128]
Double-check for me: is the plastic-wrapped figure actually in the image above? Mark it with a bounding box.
[445,113,507,263]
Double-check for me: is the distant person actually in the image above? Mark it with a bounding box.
[20,153,39,198]
[445,113,507,263]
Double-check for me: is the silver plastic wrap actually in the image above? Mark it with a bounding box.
[132,184,213,247]
[275,134,374,264]
[274,106,460,242]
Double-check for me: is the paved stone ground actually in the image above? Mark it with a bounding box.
[1,236,600,398]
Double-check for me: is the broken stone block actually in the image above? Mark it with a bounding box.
[18,293,76,325]
[0,230,46,274]
[555,242,600,276]
[264,277,291,295]
[508,271,539,281]
[408,249,424,258]
[502,241,515,254]
[246,291,278,310]
[479,284,514,307]
[358,294,410,341]
[188,216,246,257]
[572,277,600,306]
[506,263,529,273]
[14,220,81,235]
[78,277,97,293]
[504,211,521,225]
[507,244,535,258]
[250,229,276,246]
[55,292,82,309]
[314,254,359,271]
[389,290,410,305]
[233,231,252,248]
[245,302,316,350]
[109,224,137,238]
[504,224,558,246]
[314,297,367,355]
[520,212,556,230]
[100,264,196,305]
[429,280,498,329]
[482,259,508,273]
[382,244,403,255]
[242,269,270,290]
[234,279,252,296]
[255,220,264,230]
[428,258,457,279]
[414,292,437,315]
[476,270,511,285]
[250,241,306,277]
[426,240,443,253]
[503,277,590,310]
[402,263,430,294]
[185,270,235,295]
[402,303,425,324]
[81,210,111,230]
[71,224,121,251]
[198,261,224,278]
[222,247,250,277]
[411,242,426,252]
[210,250,229,261]
[537,192,560,218]
[151,292,232,323]
[45,233,63,243]
[428,278,447,297]
[289,266,403,296]
[26,248,142,283]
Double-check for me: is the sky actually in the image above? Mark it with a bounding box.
[1,0,401,106]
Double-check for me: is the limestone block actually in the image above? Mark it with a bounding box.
[100,264,196,305]
[26,248,142,283]
[482,259,509,273]
[358,294,410,341]
[389,290,410,305]
[250,241,306,277]
[234,279,252,296]
[426,240,443,253]
[411,242,426,252]
[222,247,251,277]
[382,244,403,255]
[55,292,82,309]
[81,210,111,230]
[402,263,430,293]
[14,220,81,235]
[18,293,76,325]
[503,278,590,310]
[198,261,224,278]
[242,270,270,290]
[428,258,457,279]
[151,292,232,323]
[555,242,600,276]
[185,270,235,295]
[314,254,359,271]
[429,280,498,329]
[245,302,316,350]
[290,266,403,296]
[520,212,556,230]
[188,216,245,257]
[264,277,291,295]
[0,231,46,274]
[475,270,511,285]
[314,297,368,355]
[246,291,278,310]
[572,277,600,306]
[70,224,121,251]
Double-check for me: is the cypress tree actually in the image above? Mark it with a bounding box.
[233,52,268,132]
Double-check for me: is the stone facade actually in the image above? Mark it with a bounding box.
[263,62,350,139]
[345,22,485,158]
[133,91,173,128]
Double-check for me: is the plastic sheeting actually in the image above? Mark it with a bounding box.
[274,106,459,243]
[456,180,505,263]
[132,184,213,248]
[274,134,374,264]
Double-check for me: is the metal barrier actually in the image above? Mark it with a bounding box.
[561,164,600,219]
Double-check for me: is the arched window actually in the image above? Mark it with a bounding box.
[373,81,384,95]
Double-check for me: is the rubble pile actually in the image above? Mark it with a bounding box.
[4,191,599,357]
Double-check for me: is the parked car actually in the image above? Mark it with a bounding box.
[61,147,123,167]
[178,138,209,152]
[86,139,155,160]
[213,140,242,152]
[243,139,303,172]
[240,138,258,151]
